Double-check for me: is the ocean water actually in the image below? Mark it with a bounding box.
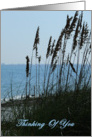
[1,64,45,100]
[1,64,91,100]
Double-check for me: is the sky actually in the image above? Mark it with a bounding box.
[1,11,91,64]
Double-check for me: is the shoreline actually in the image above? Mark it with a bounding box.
[1,96,44,122]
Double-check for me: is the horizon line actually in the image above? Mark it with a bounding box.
[1,63,91,65]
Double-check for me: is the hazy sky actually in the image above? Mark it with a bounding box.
[1,11,91,64]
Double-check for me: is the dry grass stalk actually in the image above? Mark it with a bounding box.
[69,60,76,74]
[80,23,89,49]
[46,36,52,58]
[33,26,40,57]
[73,12,83,51]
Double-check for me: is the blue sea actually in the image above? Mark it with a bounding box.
[1,64,91,100]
